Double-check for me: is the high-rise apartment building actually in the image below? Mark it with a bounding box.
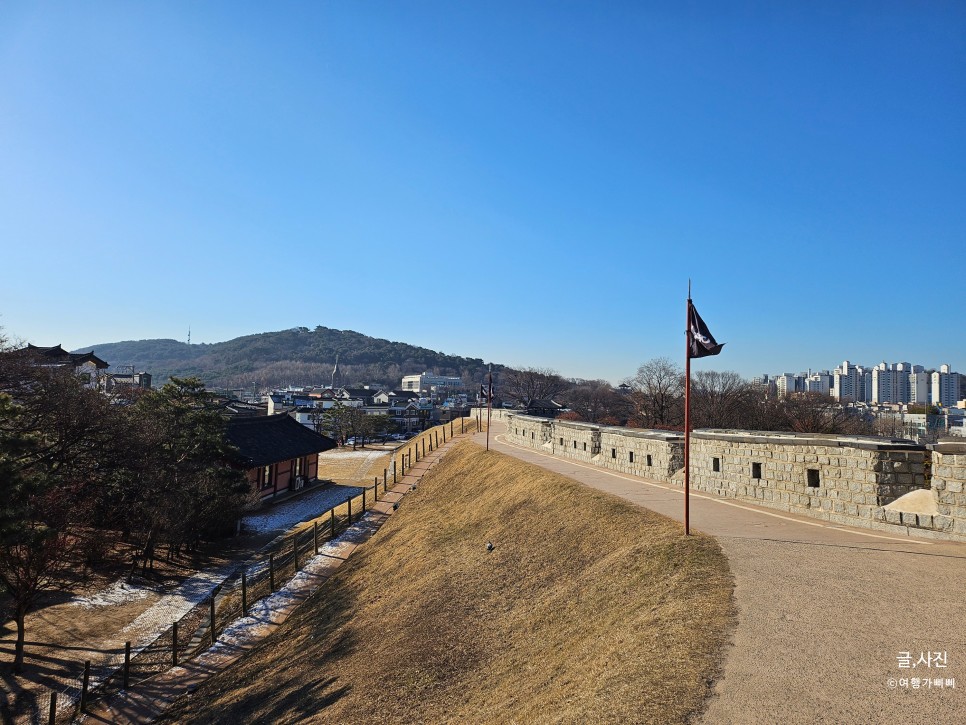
[932,364,962,407]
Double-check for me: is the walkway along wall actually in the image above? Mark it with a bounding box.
[502,413,966,541]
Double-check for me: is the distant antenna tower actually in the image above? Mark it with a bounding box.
[188,325,191,345]
[331,353,342,389]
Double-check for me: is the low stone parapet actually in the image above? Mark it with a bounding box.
[501,414,965,541]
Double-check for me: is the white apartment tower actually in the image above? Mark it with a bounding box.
[833,361,871,403]
[776,373,798,397]
[806,371,833,396]
[931,364,962,408]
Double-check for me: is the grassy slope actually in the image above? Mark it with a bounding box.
[164,441,735,724]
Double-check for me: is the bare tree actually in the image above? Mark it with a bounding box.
[778,393,874,435]
[500,367,569,407]
[626,358,684,428]
[561,380,631,424]
[689,370,757,429]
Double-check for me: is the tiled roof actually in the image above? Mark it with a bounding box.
[26,344,110,369]
[226,413,337,468]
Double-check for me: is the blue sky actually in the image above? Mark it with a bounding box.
[1,2,963,384]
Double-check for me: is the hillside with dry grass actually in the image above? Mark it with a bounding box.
[163,441,735,724]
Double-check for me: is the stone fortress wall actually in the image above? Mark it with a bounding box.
[499,412,966,541]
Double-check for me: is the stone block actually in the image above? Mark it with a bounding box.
[917,515,934,529]
[901,512,918,526]
[948,481,963,494]
[872,507,884,521]
[933,515,953,532]
[885,509,902,525]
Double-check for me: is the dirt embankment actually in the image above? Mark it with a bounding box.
[164,440,736,724]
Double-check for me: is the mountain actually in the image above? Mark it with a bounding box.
[74,326,501,391]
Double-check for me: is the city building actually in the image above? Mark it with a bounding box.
[932,364,962,408]
[401,372,463,394]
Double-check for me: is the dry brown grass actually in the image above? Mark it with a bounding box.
[163,440,735,725]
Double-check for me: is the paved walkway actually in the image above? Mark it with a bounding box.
[81,431,463,724]
[477,423,966,724]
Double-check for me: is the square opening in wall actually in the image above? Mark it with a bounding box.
[646,454,653,466]
[629,451,635,463]
[713,457,721,472]
[751,462,762,479]
[611,448,616,459]
[583,442,587,451]
[807,468,820,487]
[573,440,577,449]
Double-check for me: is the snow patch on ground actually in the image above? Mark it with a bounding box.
[192,513,380,661]
[240,485,364,534]
[883,488,939,515]
[70,579,158,609]
[319,449,386,460]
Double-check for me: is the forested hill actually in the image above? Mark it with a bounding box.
[74,326,502,391]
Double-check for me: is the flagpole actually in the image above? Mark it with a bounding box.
[684,287,691,536]
[486,365,492,451]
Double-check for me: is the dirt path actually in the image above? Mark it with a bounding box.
[480,422,966,724]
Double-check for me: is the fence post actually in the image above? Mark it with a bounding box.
[48,691,56,725]
[383,468,387,490]
[451,420,454,437]
[393,461,397,484]
[331,508,336,538]
[124,640,131,689]
[374,477,379,501]
[210,595,217,645]
[173,621,179,666]
[362,488,366,513]
[269,553,276,593]
[423,439,426,457]
[242,571,249,616]
[313,521,319,554]
[436,430,439,447]
[461,417,464,433]
[80,660,91,712]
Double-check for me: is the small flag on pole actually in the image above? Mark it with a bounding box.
[687,301,724,358]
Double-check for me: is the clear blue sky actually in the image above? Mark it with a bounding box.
[2,2,963,384]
